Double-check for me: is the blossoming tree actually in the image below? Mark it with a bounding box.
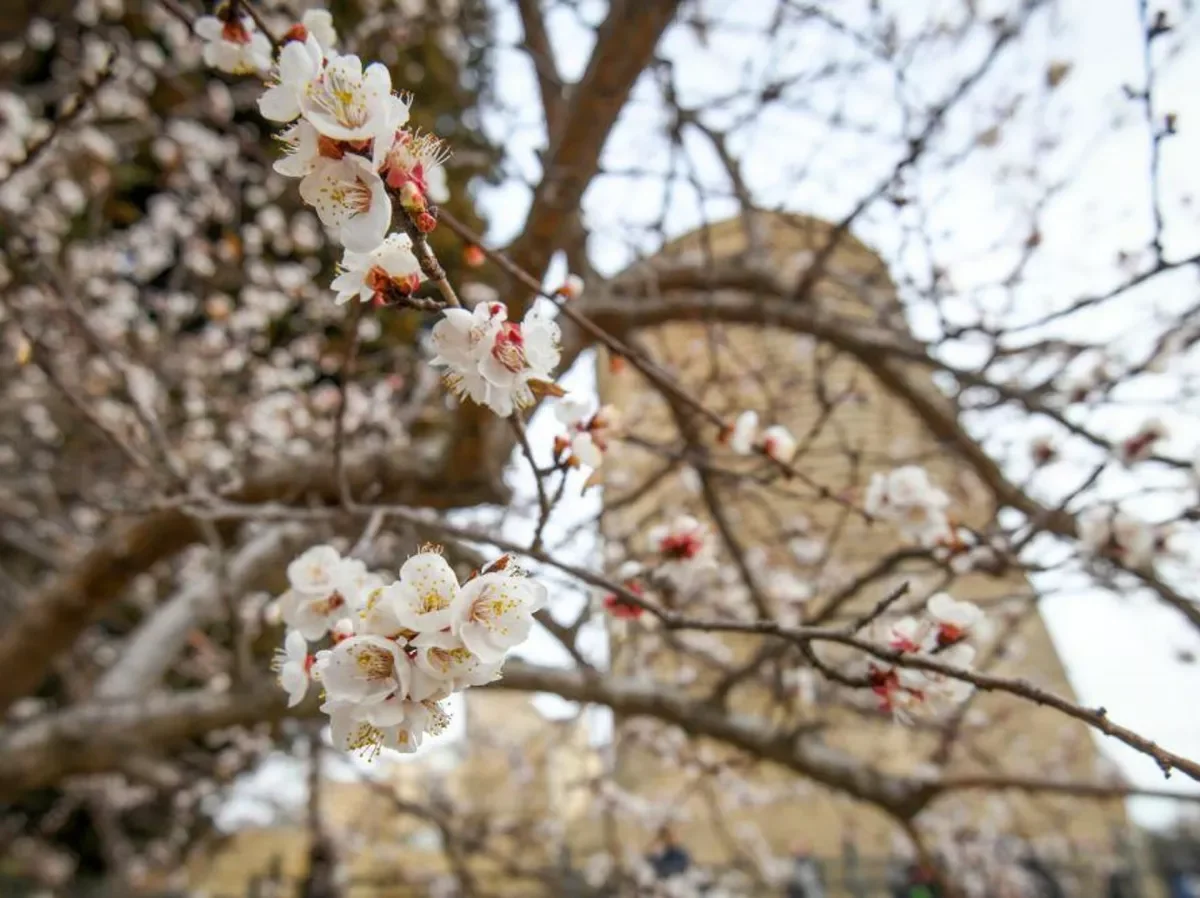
[1,0,1199,894]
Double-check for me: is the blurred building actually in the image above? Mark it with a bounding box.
[595,211,1133,866]
[189,691,598,896]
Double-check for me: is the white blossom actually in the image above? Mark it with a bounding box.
[647,515,714,587]
[383,549,460,632]
[555,393,593,426]
[902,642,977,709]
[559,273,584,300]
[864,466,952,547]
[0,93,35,176]
[728,410,758,455]
[278,540,541,758]
[762,424,796,463]
[194,15,272,76]
[572,431,603,467]
[430,301,562,417]
[259,35,323,123]
[274,630,311,707]
[450,570,547,663]
[316,634,410,705]
[554,395,618,470]
[300,52,402,142]
[287,544,343,595]
[411,630,503,690]
[927,592,984,644]
[330,232,422,304]
[1078,505,1155,568]
[301,8,337,51]
[298,155,391,252]
[273,121,322,178]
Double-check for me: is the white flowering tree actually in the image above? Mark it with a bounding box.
[2,0,1200,894]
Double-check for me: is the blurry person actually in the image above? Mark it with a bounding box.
[648,825,692,880]
[785,839,825,898]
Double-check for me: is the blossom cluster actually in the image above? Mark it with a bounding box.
[1077,504,1168,570]
[191,8,578,421]
[554,393,621,472]
[864,465,953,547]
[275,544,545,756]
[866,593,984,722]
[430,300,563,417]
[196,6,442,310]
[726,410,797,463]
[646,514,716,589]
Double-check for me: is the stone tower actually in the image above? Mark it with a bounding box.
[597,212,1128,866]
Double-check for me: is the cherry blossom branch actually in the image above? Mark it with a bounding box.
[171,493,1200,782]
[393,204,460,308]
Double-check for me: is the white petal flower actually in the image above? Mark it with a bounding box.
[1079,505,1155,568]
[259,35,323,123]
[864,466,952,546]
[325,700,389,758]
[572,431,603,468]
[301,8,338,50]
[330,232,422,305]
[0,93,33,172]
[286,541,541,757]
[431,301,561,418]
[316,634,410,705]
[429,302,503,369]
[646,515,714,588]
[559,273,584,300]
[287,544,343,594]
[1111,511,1156,568]
[384,698,452,753]
[336,560,383,610]
[918,643,977,708]
[357,582,404,637]
[555,393,593,426]
[274,630,311,707]
[299,155,390,252]
[884,615,930,653]
[194,15,272,75]
[728,410,758,455]
[926,593,983,644]
[521,304,562,374]
[762,424,796,462]
[384,550,460,632]
[451,572,547,663]
[273,121,322,178]
[412,630,503,690]
[301,52,395,142]
[281,589,352,641]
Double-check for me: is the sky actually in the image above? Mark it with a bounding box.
[223,0,1200,832]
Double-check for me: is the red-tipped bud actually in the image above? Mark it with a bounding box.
[283,23,309,43]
